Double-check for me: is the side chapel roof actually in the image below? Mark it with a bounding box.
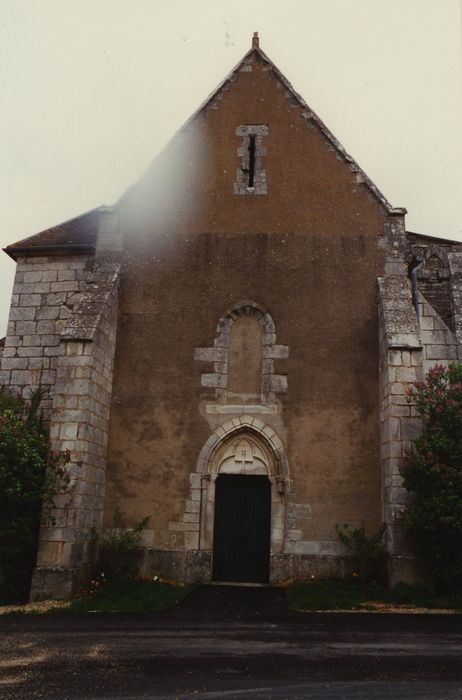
[4,207,100,260]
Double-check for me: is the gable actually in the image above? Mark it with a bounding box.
[119,42,404,241]
[4,38,407,257]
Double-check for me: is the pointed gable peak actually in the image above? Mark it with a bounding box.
[181,35,405,216]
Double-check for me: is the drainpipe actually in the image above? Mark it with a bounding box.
[409,256,423,320]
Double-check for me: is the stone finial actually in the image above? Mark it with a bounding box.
[252,31,259,48]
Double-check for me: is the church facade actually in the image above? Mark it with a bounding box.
[1,36,462,600]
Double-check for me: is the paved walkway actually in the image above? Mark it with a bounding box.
[1,586,462,699]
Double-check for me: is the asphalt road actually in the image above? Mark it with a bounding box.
[1,586,462,699]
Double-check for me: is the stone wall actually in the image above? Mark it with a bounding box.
[0,254,93,414]
[379,233,462,584]
[448,252,462,355]
[30,263,120,600]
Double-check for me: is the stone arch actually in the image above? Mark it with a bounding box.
[194,419,290,559]
[418,249,453,330]
[196,415,289,478]
[170,417,291,560]
[194,301,288,403]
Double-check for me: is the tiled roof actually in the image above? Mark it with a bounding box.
[406,230,462,246]
[4,208,100,259]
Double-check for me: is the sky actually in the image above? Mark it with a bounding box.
[1,0,461,335]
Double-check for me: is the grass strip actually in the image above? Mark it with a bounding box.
[287,579,462,611]
[70,579,191,613]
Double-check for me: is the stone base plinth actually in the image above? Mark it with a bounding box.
[135,548,356,585]
[29,564,94,601]
[388,555,426,588]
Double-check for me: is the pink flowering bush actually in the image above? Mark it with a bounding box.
[401,363,462,592]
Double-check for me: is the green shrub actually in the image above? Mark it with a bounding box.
[336,520,387,586]
[388,581,433,606]
[0,387,69,603]
[91,508,150,582]
[401,362,462,593]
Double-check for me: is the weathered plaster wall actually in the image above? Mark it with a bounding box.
[102,50,390,581]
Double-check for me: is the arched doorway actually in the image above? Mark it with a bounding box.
[211,434,273,584]
[174,417,290,585]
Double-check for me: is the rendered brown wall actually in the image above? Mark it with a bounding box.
[103,52,388,570]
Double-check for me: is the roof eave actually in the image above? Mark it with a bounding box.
[3,243,96,262]
[406,230,462,246]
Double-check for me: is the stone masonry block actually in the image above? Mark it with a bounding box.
[388,350,402,366]
[194,347,226,362]
[168,521,200,532]
[37,307,60,320]
[270,374,288,393]
[37,320,56,335]
[57,270,77,281]
[10,369,34,384]
[184,532,199,549]
[19,294,42,307]
[183,512,200,523]
[42,270,58,282]
[263,344,289,359]
[396,367,417,383]
[41,335,60,346]
[2,358,29,370]
[28,358,50,370]
[401,351,411,366]
[46,293,67,306]
[4,336,22,347]
[23,271,44,283]
[426,345,457,360]
[185,501,200,514]
[17,346,43,357]
[391,405,411,418]
[200,373,226,388]
[420,330,451,345]
[386,417,401,442]
[23,335,42,347]
[50,281,80,293]
[0,371,11,384]
[10,307,36,321]
[419,315,434,331]
[390,382,405,395]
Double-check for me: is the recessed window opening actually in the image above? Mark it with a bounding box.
[234,125,268,195]
[248,135,256,189]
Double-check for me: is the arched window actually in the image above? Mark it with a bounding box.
[419,253,453,330]
[227,315,262,396]
[194,302,288,404]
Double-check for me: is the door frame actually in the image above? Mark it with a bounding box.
[192,420,290,581]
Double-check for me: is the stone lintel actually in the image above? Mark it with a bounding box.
[205,403,277,414]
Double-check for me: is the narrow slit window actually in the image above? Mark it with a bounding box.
[234,124,268,195]
[248,135,256,188]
